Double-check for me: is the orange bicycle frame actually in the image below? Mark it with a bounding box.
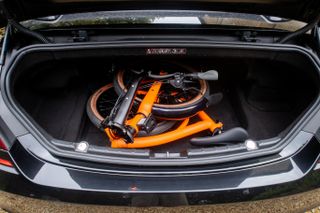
[105,81,223,148]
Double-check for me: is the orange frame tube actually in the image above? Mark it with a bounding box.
[126,81,162,133]
[109,111,222,148]
[105,81,162,141]
[105,81,223,148]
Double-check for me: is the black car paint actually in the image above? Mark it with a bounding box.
[0,25,320,204]
[0,132,319,205]
[1,80,320,205]
[10,131,320,192]
[3,41,320,166]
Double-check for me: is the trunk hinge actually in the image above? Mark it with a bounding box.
[0,0,51,44]
[0,1,12,73]
[314,26,320,56]
[278,13,320,43]
[0,25,11,73]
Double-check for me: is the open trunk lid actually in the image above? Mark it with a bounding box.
[0,0,320,27]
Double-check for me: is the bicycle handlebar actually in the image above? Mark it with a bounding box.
[147,70,219,81]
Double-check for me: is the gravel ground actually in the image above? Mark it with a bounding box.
[0,188,319,212]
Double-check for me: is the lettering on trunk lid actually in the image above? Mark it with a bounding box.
[146,48,187,55]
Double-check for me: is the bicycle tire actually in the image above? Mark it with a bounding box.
[113,63,209,119]
[86,83,176,136]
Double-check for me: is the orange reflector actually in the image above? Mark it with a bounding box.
[0,158,13,167]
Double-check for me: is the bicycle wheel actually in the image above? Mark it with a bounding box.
[113,62,209,119]
[87,83,176,136]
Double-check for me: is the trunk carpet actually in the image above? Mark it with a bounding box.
[16,84,299,152]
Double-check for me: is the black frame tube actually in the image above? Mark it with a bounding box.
[108,77,141,128]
